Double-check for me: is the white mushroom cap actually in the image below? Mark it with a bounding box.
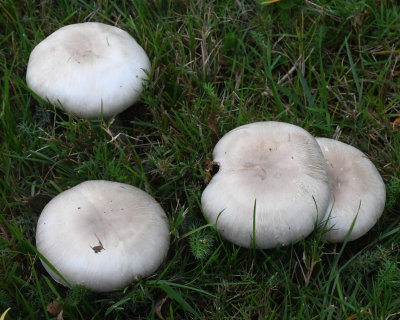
[26,22,150,119]
[316,138,386,242]
[201,122,331,248]
[36,180,169,292]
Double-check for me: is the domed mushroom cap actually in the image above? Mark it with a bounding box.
[26,22,150,119]
[36,180,169,292]
[201,121,331,248]
[316,138,386,242]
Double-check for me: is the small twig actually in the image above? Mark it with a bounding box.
[304,258,320,287]
[91,233,105,253]
[155,296,168,320]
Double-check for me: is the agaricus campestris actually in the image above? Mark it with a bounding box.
[26,22,150,119]
[316,138,386,242]
[201,121,331,248]
[36,180,169,292]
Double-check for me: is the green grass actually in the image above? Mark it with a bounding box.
[1,0,400,318]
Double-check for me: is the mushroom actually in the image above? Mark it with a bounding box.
[26,22,150,119]
[201,121,331,248]
[316,138,386,242]
[36,180,170,292]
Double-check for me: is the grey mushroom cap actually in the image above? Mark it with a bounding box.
[26,22,150,119]
[317,138,386,242]
[201,121,331,249]
[36,180,170,292]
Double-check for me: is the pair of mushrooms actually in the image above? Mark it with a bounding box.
[28,23,168,292]
[30,23,385,293]
[201,122,386,248]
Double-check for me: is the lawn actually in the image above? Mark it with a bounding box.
[1,0,400,319]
